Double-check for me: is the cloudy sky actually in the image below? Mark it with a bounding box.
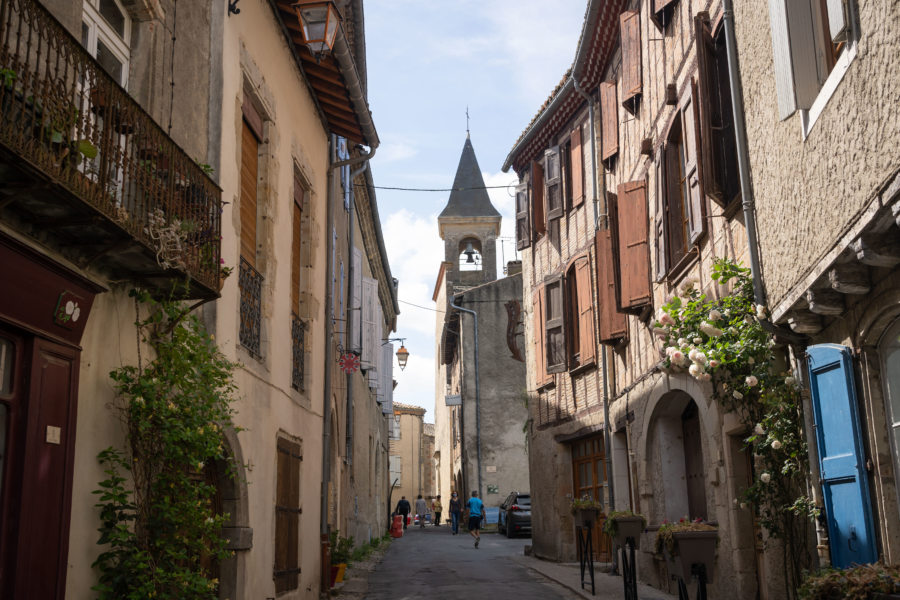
[365,1,587,422]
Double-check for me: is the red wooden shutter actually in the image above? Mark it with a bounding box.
[571,126,585,207]
[532,287,547,386]
[620,11,642,113]
[595,230,627,343]
[532,161,546,237]
[600,81,619,163]
[240,119,259,268]
[291,183,303,315]
[654,147,668,282]
[616,180,652,310]
[516,182,531,249]
[545,146,563,220]
[695,14,723,204]
[575,258,595,364]
[651,0,679,30]
[680,81,706,245]
[545,277,566,373]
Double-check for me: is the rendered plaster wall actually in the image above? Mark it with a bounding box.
[732,0,900,311]
[456,274,529,505]
[433,269,455,499]
[389,408,426,505]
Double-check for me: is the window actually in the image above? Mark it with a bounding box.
[768,0,858,132]
[594,228,627,344]
[338,137,351,210]
[650,0,679,31]
[361,277,378,369]
[562,139,573,209]
[274,437,302,593]
[458,238,482,271]
[544,146,563,221]
[544,277,565,374]
[239,100,264,357]
[653,84,705,282]
[291,178,304,318]
[515,183,530,250]
[620,10,642,115]
[532,286,549,387]
[531,161,546,238]
[389,455,402,484]
[565,258,596,369]
[82,0,130,86]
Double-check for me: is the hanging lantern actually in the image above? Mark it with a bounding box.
[292,1,342,59]
[396,345,409,371]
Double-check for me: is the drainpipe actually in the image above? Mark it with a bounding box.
[321,135,337,538]
[345,157,371,465]
[450,296,482,500]
[574,77,614,514]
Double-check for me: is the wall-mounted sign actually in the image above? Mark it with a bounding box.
[53,291,83,330]
[486,484,499,494]
[445,394,461,406]
[486,465,497,473]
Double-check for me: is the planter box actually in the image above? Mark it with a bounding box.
[573,507,602,528]
[610,516,644,549]
[663,530,717,584]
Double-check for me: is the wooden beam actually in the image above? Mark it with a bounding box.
[309,80,353,108]
[324,111,362,134]
[852,231,900,268]
[327,122,364,143]
[806,288,844,316]
[788,312,823,334]
[301,61,345,87]
[828,263,870,295]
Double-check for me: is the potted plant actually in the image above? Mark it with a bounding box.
[799,564,900,600]
[570,496,603,528]
[603,510,647,549]
[654,518,717,583]
[329,530,354,586]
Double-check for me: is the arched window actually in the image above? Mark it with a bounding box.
[458,237,482,271]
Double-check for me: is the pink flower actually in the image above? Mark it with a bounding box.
[709,360,720,368]
[659,312,675,326]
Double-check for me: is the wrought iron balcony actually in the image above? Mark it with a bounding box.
[239,256,262,357]
[0,0,222,298]
[291,312,305,391]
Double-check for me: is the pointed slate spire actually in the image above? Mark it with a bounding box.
[438,136,501,219]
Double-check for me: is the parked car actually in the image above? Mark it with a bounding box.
[498,492,531,538]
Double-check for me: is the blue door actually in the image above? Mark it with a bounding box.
[807,344,877,567]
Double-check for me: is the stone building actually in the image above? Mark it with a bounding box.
[732,0,900,572]
[389,402,431,506]
[433,136,530,508]
[0,1,395,598]
[501,0,778,597]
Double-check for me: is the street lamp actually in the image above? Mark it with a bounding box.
[292,0,342,59]
[383,338,409,371]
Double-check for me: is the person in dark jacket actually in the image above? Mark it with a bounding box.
[448,492,462,535]
[395,496,411,529]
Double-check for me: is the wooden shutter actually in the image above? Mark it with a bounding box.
[351,247,362,351]
[768,0,819,120]
[531,161,546,237]
[545,146,563,221]
[595,230,627,343]
[381,343,394,413]
[532,287,547,386]
[369,304,382,388]
[291,184,303,315]
[361,277,377,367]
[575,259,595,364]
[695,15,725,205]
[615,180,652,310]
[600,81,618,163]
[545,277,566,373]
[275,438,301,593]
[654,148,668,282]
[240,120,259,267]
[571,126,585,207]
[515,182,530,249]
[651,0,679,30]
[680,82,706,245]
[620,11,642,113]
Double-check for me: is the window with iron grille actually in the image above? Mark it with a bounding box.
[239,256,262,357]
[291,314,305,391]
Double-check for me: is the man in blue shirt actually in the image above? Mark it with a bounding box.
[466,490,485,548]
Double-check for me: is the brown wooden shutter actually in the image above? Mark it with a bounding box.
[620,11,642,113]
[654,147,668,282]
[575,258,595,364]
[531,161,546,237]
[291,183,303,315]
[695,14,723,204]
[515,182,530,249]
[275,437,301,593]
[680,81,706,245]
[571,126,585,207]
[532,287,547,386]
[545,277,566,373]
[595,230,627,343]
[600,81,619,163]
[651,0,679,30]
[545,146,563,220]
[240,119,259,268]
[616,180,652,310]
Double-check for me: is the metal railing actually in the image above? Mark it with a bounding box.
[0,0,221,291]
[239,256,262,357]
[291,312,305,390]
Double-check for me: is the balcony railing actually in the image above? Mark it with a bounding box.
[239,256,262,357]
[291,313,305,391]
[0,0,221,295]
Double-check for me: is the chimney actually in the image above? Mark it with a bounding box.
[506,260,522,276]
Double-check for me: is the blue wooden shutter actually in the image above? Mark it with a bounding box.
[807,344,877,567]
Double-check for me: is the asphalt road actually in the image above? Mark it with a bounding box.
[364,524,581,600]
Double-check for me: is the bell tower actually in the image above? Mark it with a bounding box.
[437,134,502,289]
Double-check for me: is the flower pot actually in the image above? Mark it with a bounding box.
[573,507,602,528]
[664,530,717,584]
[611,516,644,549]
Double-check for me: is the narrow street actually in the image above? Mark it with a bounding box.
[364,526,579,600]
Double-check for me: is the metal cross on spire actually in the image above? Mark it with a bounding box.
[466,106,470,138]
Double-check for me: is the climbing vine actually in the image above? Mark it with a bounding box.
[92,290,241,599]
[653,259,816,597]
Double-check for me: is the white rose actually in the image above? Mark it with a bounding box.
[678,338,688,347]
[733,390,744,400]
[709,309,722,321]
[754,423,766,435]
[689,364,702,378]
[756,304,767,319]
[771,440,783,450]
[700,322,724,337]
[760,472,771,484]
[746,375,759,387]
[694,337,703,344]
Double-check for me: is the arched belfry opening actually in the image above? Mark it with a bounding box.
[458,237,483,271]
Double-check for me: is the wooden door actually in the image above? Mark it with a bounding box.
[682,402,708,520]
[572,435,611,561]
[0,328,25,599]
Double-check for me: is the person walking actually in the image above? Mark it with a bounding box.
[466,490,484,548]
[415,494,428,529]
[448,491,462,535]
[395,496,411,530]
[432,495,442,526]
